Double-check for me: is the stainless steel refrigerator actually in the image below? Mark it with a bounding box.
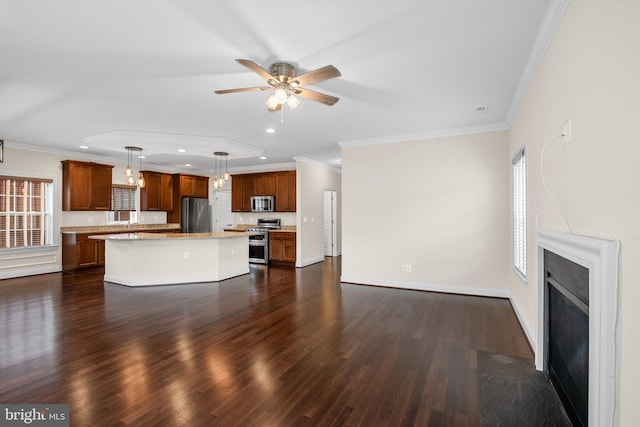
[181,197,211,233]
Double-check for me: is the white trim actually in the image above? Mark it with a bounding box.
[338,122,508,148]
[298,257,325,268]
[293,156,342,173]
[104,269,249,287]
[506,0,571,124]
[536,229,619,427]
[510,296,536,352]
[340,276,510,299]
[230,162,296,174]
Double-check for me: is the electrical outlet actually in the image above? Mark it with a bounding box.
[401,264,406,272]
[88,216,94,223]
[231,248,235,256]
[406,264,412,273]
[563,120,572,143]
[183,251,190,260]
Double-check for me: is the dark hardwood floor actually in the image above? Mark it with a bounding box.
[0,258,532,426]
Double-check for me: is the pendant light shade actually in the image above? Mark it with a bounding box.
[124,146,144,187]
[212,151,229,189]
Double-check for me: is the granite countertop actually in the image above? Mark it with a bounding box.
[60,223,181,234]
[90,231,258,241]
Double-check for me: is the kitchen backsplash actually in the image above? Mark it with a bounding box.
[234,212,296,226]
[60,211,168,227]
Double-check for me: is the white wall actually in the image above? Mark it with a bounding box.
[295,159,342,267]
[341,131,511,296]
[508,2,640,425]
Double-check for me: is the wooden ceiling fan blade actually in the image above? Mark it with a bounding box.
[215,86,270,94]
[290,65,341,87]
[236,59,277,82]
[295,88,340,106]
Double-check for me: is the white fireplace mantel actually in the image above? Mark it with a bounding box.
[536,229,620,427]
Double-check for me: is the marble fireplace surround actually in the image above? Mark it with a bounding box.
[536,229,620,427]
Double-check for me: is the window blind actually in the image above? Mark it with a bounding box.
[512,149,527,279]
[111,185,136,222]
[0,176,54,249]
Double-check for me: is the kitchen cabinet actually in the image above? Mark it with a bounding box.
[269,231,296,264]
[254,173,276,196]
[231,171,295,212]
[231,174,254,212]
[140,171,173,211]
[63,233,105,270]
[275,171,296,212]
[62,160,114,211]
[179,174,209,198]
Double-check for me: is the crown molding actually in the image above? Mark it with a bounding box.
[293,156,342,173]
[338,122,509,148]
[506,0,571,125]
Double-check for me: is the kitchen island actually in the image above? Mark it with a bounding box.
[90,231,252,286]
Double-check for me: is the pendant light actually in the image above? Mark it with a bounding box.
[212,151,229,189]
[137,149,145,188]
[124,146,143,187]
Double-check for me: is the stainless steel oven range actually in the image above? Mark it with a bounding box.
[245,218,281,264]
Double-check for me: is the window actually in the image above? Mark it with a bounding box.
[0,176,54,249]
[512,148,527,279]
[111,185,137,222]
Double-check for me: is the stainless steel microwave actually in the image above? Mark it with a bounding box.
[250,195,275,212]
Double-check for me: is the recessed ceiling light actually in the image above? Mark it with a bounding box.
[138,155,146,159]
[79,145,89,149]
[266,128,276,134]
[185,163,192,167]
[260,156,267,160]
[178,149,186,153]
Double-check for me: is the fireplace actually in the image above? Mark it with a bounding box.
[536,230,619,427]
[544,249,589,426]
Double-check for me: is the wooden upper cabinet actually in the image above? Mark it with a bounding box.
[231,175,244,212]
[179,175,208,199]
[242,175,255,212]
[140,171,173,211]
[232,171,295,212]
[195,176,209,199]
[62,160,114,211]
[254,173,276,196]
[275,171,296,212]
[160,174,174,210]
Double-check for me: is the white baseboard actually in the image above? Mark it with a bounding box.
[509,297,537,354]
[0,265,61,281]
[298,257,325,268]
[339,276,510,298]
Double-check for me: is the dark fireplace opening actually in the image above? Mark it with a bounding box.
[544,250,589,427]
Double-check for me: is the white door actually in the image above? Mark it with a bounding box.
[214,191,234,231]
[323,190,338,256]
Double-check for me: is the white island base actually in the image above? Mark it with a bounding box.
[92,232,251,286]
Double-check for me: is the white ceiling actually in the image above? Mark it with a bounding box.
[0,0,554,174]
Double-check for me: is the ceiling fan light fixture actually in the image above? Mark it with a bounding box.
[287,95,300,110]
[266,95,279,110]
[274,88,288,104]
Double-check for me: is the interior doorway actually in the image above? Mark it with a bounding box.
[323,190,338,257]
[213,191,234,232]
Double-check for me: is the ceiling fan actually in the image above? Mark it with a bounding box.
[215,59,341,111]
